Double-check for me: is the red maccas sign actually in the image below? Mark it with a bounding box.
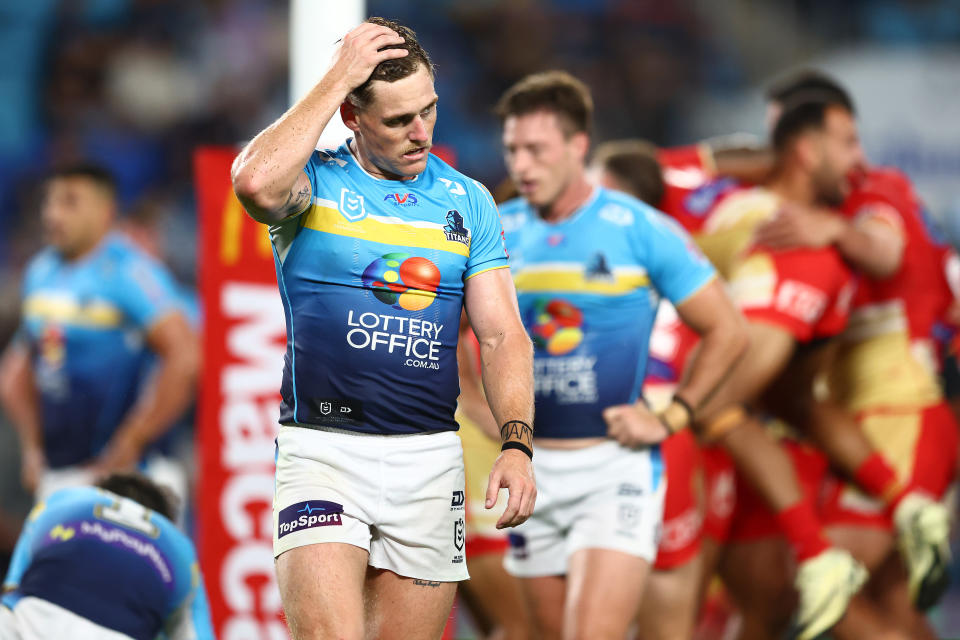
[194,147,288,639]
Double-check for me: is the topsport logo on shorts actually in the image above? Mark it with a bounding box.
[277,500,344,539]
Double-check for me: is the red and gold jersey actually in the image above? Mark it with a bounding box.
[830,167,954,411]
[657,144,717,234]
[658,145,759,242]
[729,246,856,343]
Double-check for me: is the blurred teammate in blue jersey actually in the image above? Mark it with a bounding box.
[0,165,198,499]
[231,17,536,640]
[495,71,747,640]
[0,472,213,640]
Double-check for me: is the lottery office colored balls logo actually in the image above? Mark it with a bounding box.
[528,298,584,355]
[362,252,441,311]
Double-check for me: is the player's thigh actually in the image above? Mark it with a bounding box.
[831,596,912,640]
[363,568,456,640]
[636,554,702,640]
[719,539,794,637]
[864,552,938,640]
[826,524,894,572]
[463,551,534,640]
[518,575,565,640]
[565,548,651,640]
[276,543,369,640]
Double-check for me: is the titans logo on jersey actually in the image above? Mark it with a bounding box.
[269,141,507,434]
[501,188,715,439]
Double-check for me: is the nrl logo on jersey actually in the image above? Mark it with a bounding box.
[443,210,470,246]
[339,188,367,221]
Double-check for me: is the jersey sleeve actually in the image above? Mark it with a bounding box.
[464,181,508,280]
[639,207,716,305]
[165,564,215,640]
[301,149,330,208]
[117,255,182,329]
[729,249,852,342]
[2,498,52,596]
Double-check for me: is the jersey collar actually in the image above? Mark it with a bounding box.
[344,138,422,184]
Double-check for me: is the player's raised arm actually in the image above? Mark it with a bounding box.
[231,22,408,224]
[463,268,536,529]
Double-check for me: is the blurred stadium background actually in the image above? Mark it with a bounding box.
[2,0,960,638]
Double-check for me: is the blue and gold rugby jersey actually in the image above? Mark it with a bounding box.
[2,486,214,640]
[500,188,715,439]
[19,234,181,468]
[269,141,507,434]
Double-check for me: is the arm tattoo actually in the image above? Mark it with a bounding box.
[500,420,533,446]
[413,579,443,588]
[276,183,311,217]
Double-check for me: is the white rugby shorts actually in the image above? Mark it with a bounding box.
[504,440,666,577]
[0,598,134,640]
[273,425,470,582]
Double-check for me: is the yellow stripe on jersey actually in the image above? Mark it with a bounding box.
[24,295,123,328]
[513,267,650,295]
[302,204,470,257]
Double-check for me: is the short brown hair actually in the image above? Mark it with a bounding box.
[592,139,664,206]
[50,162,117,200]
[495,70,594,136]
[772,96,852,154]
[347,17,435,109]
[96,472,178,521]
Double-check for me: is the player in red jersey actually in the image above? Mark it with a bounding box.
[605,95,880,639]
[658,73,955,620]
[752,74,957,633]
[592,116,872,640]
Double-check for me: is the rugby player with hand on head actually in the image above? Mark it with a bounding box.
[231,17,535,640]
[495,70,747,640]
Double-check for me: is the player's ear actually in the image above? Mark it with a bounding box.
[571,131,590,162]
[340,101,361,133]
[793,134,817,171]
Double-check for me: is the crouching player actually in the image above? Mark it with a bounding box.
[1,472,213,640]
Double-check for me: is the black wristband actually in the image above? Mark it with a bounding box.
[672,394,695,423]
[501,441,533,459]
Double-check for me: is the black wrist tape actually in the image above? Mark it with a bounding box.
[501,441,533,459]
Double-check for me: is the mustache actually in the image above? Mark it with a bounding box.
[401,143,431,155]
